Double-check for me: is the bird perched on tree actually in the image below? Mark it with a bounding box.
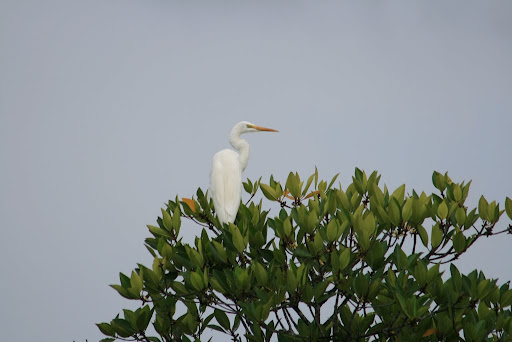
[209,121,278,224]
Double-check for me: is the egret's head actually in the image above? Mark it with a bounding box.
[237,121,279,134]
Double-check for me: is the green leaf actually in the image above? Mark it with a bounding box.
[293,248,312,258]
[285,172,301,198]
[302,173,315,197]
[190,272,204,291]
[314,281,329,300]
[161,243,173,260]
[180,312,197,334]
[417,224,428,247]
[243,180,253,194]
[147,225,171,238]
[500,289,512,307]
[427,264,440,283]
[387,269,396,287]
[123,309,137,330]
[252,261,268,286]
[283,217,292,237]
[110,284,136,299]
[437,201,448,220]
[172,207,181,236]
[337,189,350,211]
[394,246,408,270]
[145,244,156,257]
[452,231,466,254]
[479,196,489,220]
[136,306,152,331]
[326,219,339,242]
[185,246,204,268]
[455,207,466,226]
[487,200,497,223]
[272,245,286,264]
[431,224,443,249]
[354,167,364,183]
[364,212,376,236]
[260,183,277,201]
[161,209,172,230]
[413,262,427,287]
[402,199,413,222]
[210,278,227,293]
[130,271,143,293]
[432,171,445,191]
[339,248,351,271]
[112,318,136,337]
[395,292,409,316]
[250,231,265,249]
[211,240,228,263]
[391,184,406,205]
[505,197,512,220]
[305,210,319,235]
[356,228,370,251]
[287,269,298,292]
[477,279,490,298]
[97,323,116,336]
[328,173,340,189]
[231,225,246,253]
[313,233,323,254]
[234,267,251,292]
[207,324,226,334]
[464,208,478,230]
[352,177,364,195]
[171,281,189,295]
[367,241,385,270]
[215,309,230,330]
[453,184,462,202]
[376,206,389,224]
[371,184,385,206]
[450,264,462,291]
[350,191,362,209]
[324,193,337,216]
[353,274,369,298]
[388,198,401,226]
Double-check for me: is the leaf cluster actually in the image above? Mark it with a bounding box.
[98,169,512,342]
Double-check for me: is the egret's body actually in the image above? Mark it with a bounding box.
[210,149,243,224]
[210,121,277,224]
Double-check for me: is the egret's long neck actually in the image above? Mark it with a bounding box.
[230,133,250,172]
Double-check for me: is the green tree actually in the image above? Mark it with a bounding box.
[98,169,512,341]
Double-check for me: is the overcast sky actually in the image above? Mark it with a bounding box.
[1,1,511,341]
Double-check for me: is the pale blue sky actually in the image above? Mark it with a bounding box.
[1,1,511,341]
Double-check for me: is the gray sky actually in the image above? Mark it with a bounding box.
[1,1,511,341]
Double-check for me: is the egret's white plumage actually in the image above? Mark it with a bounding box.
[210,149,242,224]
[210,121,277,224]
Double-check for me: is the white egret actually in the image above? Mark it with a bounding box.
[210,121,278,224]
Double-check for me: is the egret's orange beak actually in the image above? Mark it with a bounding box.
[249,124,278,132]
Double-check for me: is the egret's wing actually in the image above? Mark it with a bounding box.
[210,149,242,224]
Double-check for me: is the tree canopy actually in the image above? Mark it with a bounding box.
[98,169,512,341]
